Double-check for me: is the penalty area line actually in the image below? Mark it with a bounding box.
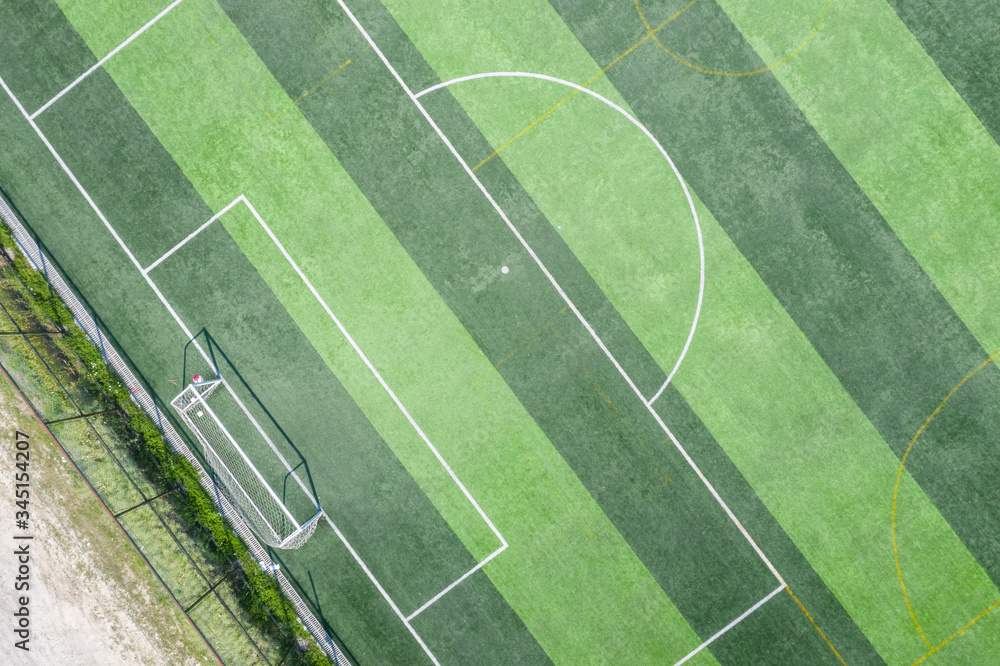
[334,1,780,586]
[239,194,509,645]
[1,68,436,666]
[674,583,786,666]
[242,195,507,549]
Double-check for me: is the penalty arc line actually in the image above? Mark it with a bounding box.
[29,0,186,120]
[331,0,781,585]
[415,71,704,404]
[674,583,787,665]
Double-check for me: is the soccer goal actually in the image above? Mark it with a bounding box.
[171,378,322,549]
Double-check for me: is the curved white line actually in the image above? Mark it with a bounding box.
[417,72,703,403]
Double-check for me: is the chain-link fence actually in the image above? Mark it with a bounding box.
[0,189,348,666]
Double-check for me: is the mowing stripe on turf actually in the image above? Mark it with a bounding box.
[377,0,1000,662]
[231,0,876,661]
[710,0,1000,590]
[0,0,97,112]
[546,0,1000,661]
[2,1,538,662]
[710,0,1000,657]
[883,0,1000,146]
[378,4,897,665]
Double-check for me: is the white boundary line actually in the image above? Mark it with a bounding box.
[29,0,185,120]
[674,583,786,665]
[333,0,782,585]
[417,72,704,404]
[0,74,207,362]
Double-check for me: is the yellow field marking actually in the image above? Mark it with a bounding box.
[786,587,847,665]
[185,6,273,117]
[185,3,351,122]
[470,0,699,172]
[267,59,351,121]
[911,599,1000,666]
[300,0,349,61]
[892,349,1000,652]
[635,0,832,77]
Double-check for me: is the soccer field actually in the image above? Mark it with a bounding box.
[2,0,1000,663]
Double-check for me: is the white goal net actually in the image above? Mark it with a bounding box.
[171,379,322,549]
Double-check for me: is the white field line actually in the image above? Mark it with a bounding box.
[406,542,508,622]
[3,73,434,662]
[333,1,781,584]
[29,0,185,119]
[0,74,216,374]
[144,195,243,273]
[673,583,786,665]
[416,72,704,405]
[242,195,507,640]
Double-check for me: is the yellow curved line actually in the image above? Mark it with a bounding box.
[635,0,832,77]
[470,0,699,173]
[892,349,1000,649]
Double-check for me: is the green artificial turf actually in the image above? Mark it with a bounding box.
[1,0,999,663]
[884,0,1000,144]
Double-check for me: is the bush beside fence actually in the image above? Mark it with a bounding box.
[0,211,341,666]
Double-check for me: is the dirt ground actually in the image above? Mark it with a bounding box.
[0,376,219,665]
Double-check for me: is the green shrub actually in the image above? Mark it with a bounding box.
[0,219,334,664]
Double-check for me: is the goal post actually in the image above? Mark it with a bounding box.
[171,378,322,549]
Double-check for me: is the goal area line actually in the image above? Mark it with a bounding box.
[1,60,504,657]
[238,193,510,607]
